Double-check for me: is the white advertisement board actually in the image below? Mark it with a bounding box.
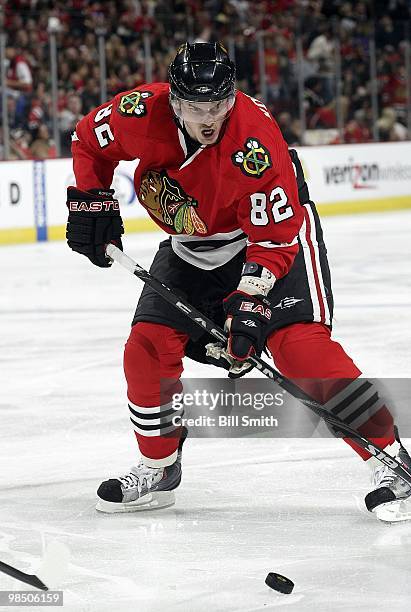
[296,142,411,212]
[1,141,410,244]
[45,159,144,228]
[0,161,34,230]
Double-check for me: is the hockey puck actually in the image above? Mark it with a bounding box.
[265,572,294,594]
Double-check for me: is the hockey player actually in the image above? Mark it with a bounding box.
[67,42,411,522]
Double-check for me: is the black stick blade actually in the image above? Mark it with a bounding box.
[0,560,48,591]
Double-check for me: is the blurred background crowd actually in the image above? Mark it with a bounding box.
[1,0,410,160]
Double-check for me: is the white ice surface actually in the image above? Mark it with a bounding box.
[1,210,411,611]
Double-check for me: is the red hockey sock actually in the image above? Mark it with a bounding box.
[124,322,188,466]
[267,322,395,460]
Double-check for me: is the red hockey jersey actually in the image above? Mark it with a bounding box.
[72,83,303,279]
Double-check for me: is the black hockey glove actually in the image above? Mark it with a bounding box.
[206,291,272,379]
[66,187,124,268]
[223,290,272,361]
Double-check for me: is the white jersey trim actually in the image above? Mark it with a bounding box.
[172,236,246,269]
[179,144,206,170]
[246,236,299,249]
[177,129,187,157]
[171,228,247,270]
[174,228,245,243]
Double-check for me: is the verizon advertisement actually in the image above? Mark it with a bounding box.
[297,141,411,205]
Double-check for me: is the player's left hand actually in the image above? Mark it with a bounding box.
[223,290,272,361]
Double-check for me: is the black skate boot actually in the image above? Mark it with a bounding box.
[96,428,187,513]
[365,427,411,522]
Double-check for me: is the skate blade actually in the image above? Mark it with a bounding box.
[373,500,411,523]
[96,490,175,514]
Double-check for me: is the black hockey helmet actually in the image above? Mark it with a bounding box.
[168,42,236,102]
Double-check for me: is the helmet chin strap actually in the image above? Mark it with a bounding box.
[172,115,190,138]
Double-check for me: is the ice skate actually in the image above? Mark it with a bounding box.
[96,430,186,513]
[365,428,411,523]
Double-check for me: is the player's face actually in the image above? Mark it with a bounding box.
[170,94,235,144]
[184,118,225,144]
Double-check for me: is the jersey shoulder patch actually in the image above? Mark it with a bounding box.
[231,137,272,179]
[115,83,169,119]
[227,92,288,181]
[117,90,154,117]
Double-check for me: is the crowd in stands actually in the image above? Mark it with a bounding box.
[1,0,410,160]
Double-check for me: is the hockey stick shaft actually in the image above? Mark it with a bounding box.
[106,244,411,486]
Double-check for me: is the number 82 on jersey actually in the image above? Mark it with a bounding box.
[250,187,294,226]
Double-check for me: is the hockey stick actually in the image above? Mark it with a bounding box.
[0,541,70,592]
[106,244,411,486]
[0,560,48,591]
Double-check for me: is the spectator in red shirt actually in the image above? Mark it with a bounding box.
[381,65,407,111]
[6,46,33,94]
[344,110,372,144]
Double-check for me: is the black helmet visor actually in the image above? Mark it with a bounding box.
[170,91,235,124]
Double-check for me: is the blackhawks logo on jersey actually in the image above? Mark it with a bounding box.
[138,170,208,236]
[232,138,272,178]
[117,90,153,117]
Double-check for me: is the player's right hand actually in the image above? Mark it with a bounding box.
[66,187,124,267]
[223,290,272,361]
